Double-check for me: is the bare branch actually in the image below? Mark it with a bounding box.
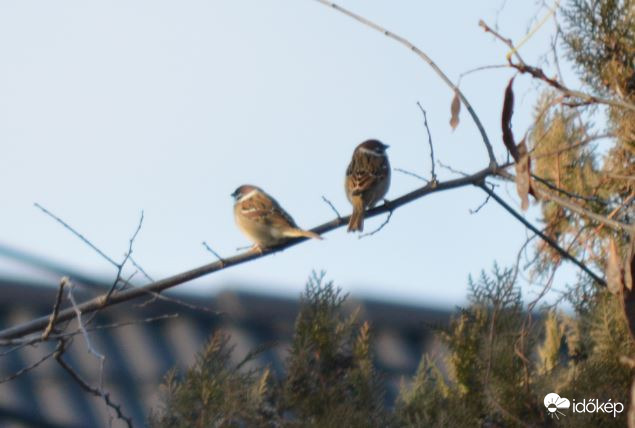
[42,277,67,340]
[67,279,106,392]
[0,167,495,340]
[479,184,606,286]
[103,211,145,305]
[34,203,118,267]
[531,173,609,205]
[512,62,635,112]
[314,0,497,167]
[437,160,470,177]
[321,195,342,219]
[534,185,632,233]
[202,241,226,267]
[478,19,526,64]
[479,16,635,112]
[416,102,437,182]
[129,255,154,283]
[394,168,430,183]
[55,340,133,428]
[359,208,394,239]
[458,64,509,84]
[470,183,495,214]
[0,348,57,384]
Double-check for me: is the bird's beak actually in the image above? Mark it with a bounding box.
[383,144,390,149]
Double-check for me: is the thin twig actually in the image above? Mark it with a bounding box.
[202,241,226,267]
[394,168,429,183]
[478,19,526,65]
[67,279,106,388]
[135,290,222,315]
[437,160,469,177]
[479,184,606,286]
[129,256,154,282]
[531,174,609,205]
[42,277,67,340]
[314,0,498,167]
[321,196,342,218]
[34,203,118,267]
[359,209,394,239]
[529,133,614,161]
[1,313,180,347]
[457,64,509,84]
[55,340,133,428]
[470,183,495,214]
[497,168,633,233]
[416,102,437,183]
[593,190,635,235]
[0,348,57,384]
[103,211,145,304]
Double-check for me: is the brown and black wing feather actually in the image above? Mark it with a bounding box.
[239,193,298,229]
[346,152,390,205]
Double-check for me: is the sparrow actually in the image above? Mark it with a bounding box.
[231,185,322,249]
[345,139,391,232]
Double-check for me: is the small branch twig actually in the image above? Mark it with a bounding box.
[479,184,606,286]
[359,208,394,239]
[394,168,430,183]
[438,160,470,177]
[416,102,437,183]
[34,203,118,267]
[202,241,226,267]
[314,0,498,167]
[0,348,57,384]
[470,183,495,214]
[531,173,609,205]
[1,313,179,347]
[321,196,342,219]
[55,340,133,428]
[103,211,145,305]
[67,279,106,391]
[478,19,526,65]
[42,277,67,340]
[129,255,154,283]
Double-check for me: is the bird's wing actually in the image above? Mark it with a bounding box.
[346,154,389,196]
[239,192,298,228]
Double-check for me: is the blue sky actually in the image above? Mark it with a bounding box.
[0,1,569,307]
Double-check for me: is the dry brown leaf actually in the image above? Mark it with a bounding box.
[515,139,531,211]
[450,90,461,131]
[502,77,520,161]
[607,238,623,294]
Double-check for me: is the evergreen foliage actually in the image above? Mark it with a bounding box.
[150,273,387,428]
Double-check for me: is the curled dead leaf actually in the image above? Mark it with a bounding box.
[450,90,461,131]
[502,77,520,161]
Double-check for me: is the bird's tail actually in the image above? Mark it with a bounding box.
[284,228,323,240]
[347,198,365,232]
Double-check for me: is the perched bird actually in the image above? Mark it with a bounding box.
[345,139,391,232]
[231,185,322,249]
